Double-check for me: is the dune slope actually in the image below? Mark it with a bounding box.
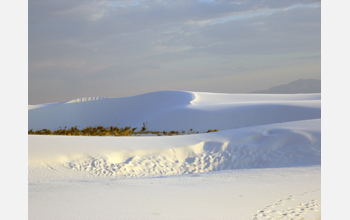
[29,119,320,181]
[28,91,320,132]
[28,91,321,179]
[28,91,321,220]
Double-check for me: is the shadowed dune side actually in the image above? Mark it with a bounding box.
[28,91,196,131]
[28,91,320,132]
[147,101,320,132]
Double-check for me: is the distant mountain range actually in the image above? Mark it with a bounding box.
[251,79,321,94]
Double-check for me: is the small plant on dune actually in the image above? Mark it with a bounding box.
[42,129,51,135]
[97,132,104,136]
[121,129,132,136]
[141,122,147,132]
[34,130,42,135]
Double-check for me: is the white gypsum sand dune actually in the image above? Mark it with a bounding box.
[28,91,320,131]
[28,91,321,220]
[29,119,320,179]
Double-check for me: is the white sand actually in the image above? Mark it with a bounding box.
[28,91,321,219]
[29,167,320,220]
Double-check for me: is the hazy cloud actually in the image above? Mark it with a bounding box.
[29,0,321,104]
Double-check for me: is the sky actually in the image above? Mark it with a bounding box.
[28,0,321,104]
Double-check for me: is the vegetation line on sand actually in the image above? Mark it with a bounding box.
[28,124,219,136]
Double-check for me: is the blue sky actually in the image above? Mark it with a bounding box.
[28,0,321,104]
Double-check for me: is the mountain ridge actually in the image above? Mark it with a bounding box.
[251,79,321,94]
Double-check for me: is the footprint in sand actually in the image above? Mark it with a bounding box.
[251,190,320,220]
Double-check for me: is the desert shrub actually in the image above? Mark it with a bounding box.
[97,132,104,136]
[34,130,43,135]
[121,129,132,136]
[141,122,147,132]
